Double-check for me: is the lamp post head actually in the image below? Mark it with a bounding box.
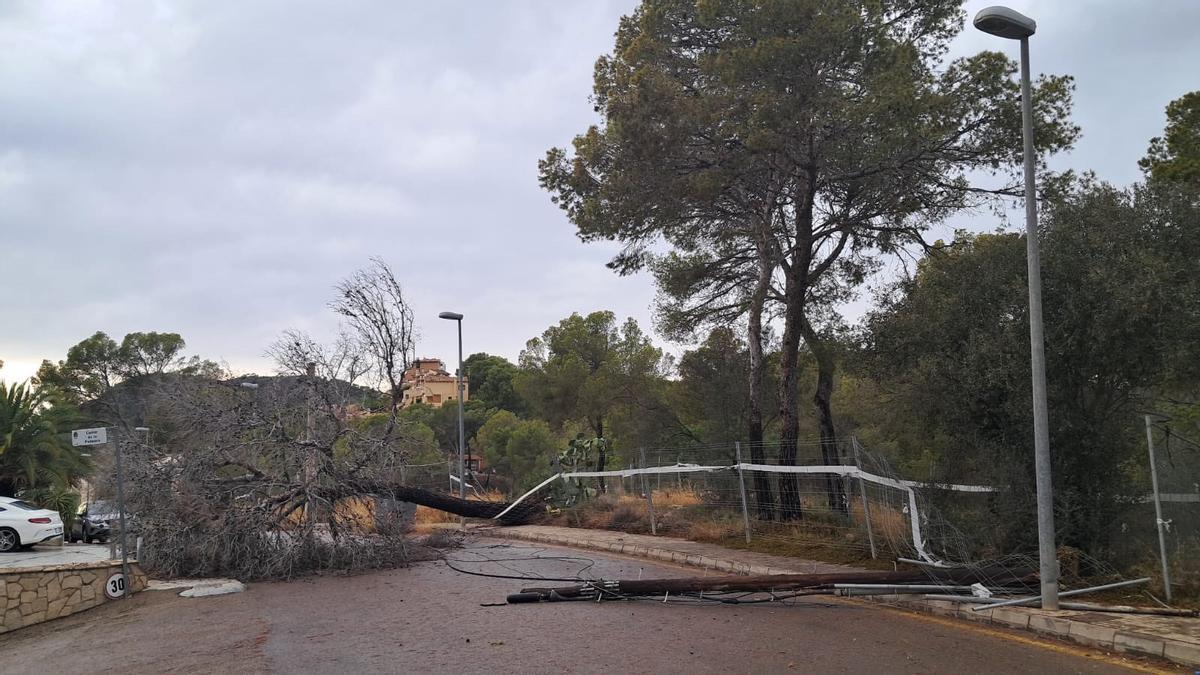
[438,311,464,321]
[973,6,1036,40]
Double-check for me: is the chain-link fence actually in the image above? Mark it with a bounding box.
[1118,421,1200,602]
[530,439,956,567]
[402,431,1197,599]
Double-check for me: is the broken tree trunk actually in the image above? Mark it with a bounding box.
[319,483,543,525]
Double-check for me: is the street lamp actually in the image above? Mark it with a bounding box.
[438,311,467,511]
[974,5,1059,610]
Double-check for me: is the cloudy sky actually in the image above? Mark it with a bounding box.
[2,1,1198,383]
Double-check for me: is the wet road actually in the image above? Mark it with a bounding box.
[2,538,1168,674]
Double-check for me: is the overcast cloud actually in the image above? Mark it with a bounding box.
[2,1,1198,383]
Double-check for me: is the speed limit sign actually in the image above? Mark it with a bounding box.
[105,573,127,600]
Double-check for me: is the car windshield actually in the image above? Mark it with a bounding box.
[6,500,41,511]
[88,501,117,516]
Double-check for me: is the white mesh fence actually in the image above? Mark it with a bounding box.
[490,438,994,565]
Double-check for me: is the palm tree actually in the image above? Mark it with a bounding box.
[0,381,90,497]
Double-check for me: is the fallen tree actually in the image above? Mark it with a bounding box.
[316,482,543,526]
[116,259,542,581]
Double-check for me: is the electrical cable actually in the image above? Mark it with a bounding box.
[438,544,599,583]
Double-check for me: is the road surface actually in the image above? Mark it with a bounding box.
[1,538,1169,674]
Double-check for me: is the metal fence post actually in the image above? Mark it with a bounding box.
[639,447,657,535]
[1143,415,1173,603]
[114,436,130,598]
[734,442,752,544]
[852,437,878,560]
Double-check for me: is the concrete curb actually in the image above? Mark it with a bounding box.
[479,525,1199,670]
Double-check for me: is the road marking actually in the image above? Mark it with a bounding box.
[870,602,1175,674]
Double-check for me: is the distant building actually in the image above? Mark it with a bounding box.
[400,358,468,408]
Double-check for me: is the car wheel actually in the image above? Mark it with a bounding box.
[0,528,19,553]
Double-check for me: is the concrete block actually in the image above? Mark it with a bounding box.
[925,600,958,617]
[649,549,674,562]
[1113,632,1165,658]
[990,607,1030,629]
[1027,613,1071,637]
[1066,622,1116,648]
[1163,640,1200,668]
[964,607,992,622]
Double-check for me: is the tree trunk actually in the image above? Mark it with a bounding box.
[321,483,542,525]
[746,240,775,519]
[777,175,816,521]
[801,318,847,514]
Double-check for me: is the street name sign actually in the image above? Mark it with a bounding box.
[71,427,108,446]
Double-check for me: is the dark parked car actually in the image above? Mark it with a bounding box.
[69,501,114,544]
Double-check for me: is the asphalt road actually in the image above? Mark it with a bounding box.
[1,538,1171,674]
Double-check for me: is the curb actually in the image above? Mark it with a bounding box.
[478,526,1199,670]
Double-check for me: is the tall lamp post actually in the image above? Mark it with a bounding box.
[438,311,466,510]
[974,5,1059,610]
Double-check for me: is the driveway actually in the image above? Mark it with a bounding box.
[0,542,113,569]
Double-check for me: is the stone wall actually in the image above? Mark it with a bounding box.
[1,561,147,634]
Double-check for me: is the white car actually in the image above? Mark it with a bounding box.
[0,496,64,552]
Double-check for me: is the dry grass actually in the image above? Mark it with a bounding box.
[686,519,742,541]
[652,487,704,508]
[547,488,916,571]
[332,496,378,533]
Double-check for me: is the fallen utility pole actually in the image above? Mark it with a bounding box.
[507,566,1035,603]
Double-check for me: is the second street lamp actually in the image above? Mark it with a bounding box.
[438,311,467,512]
[973,5,1059,610]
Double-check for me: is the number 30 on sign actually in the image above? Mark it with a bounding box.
[105,573,127,599]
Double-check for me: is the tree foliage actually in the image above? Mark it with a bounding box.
[540,0,1078,517]
[861,178,1200,553]
[515,311,669,482]
[0,381,89,496]
[1139,90,1200,187]
[477,411,557,496]
[36,331,220,405]
[463,352,526,415]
